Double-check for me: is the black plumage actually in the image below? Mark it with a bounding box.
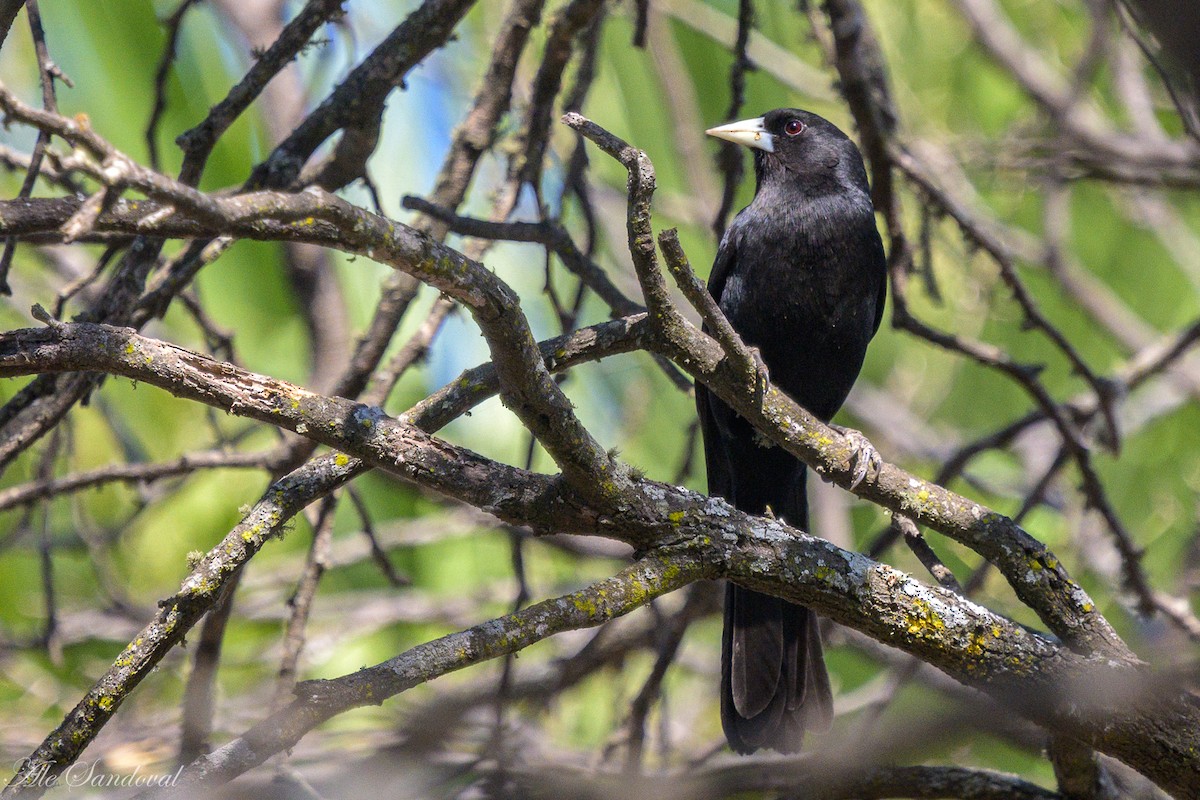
[698,108,887,753]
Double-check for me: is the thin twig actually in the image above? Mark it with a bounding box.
[146,0,203,171]
[0,0,67,294]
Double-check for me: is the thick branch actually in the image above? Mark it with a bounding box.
[1,323,1198,795]
[0,312,649,797]
[0,183,628,505]
[150,552,707,795]
[0,187,1123,650]
[3,453,362,797]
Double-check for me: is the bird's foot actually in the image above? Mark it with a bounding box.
[830,424,882,490]
[747,345,770,406]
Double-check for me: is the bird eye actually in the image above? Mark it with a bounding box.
[784,119,805,136]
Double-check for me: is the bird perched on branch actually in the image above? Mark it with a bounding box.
[699,109,887,753]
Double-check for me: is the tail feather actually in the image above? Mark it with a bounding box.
[802,615,834,726]
[721,585,832,753]
[699,388,834,753]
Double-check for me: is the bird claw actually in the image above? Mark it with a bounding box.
[830,424,882,490]
[747,346,770,406]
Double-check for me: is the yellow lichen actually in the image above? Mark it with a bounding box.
[905,598,945,637]
[574,595,597,616]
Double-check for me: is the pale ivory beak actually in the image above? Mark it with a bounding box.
[705,116,775,153]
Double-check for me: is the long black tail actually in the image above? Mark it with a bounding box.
[718,463,834,753]
[721,585,833,753]
[698,385,835,752]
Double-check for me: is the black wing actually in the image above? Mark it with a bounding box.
[695,223,739,501]
[706,220,740,307]
[870,236,887,337]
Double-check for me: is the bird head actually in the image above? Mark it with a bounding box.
[706,108,869,199]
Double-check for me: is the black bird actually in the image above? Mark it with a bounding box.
[698,109,887,753]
